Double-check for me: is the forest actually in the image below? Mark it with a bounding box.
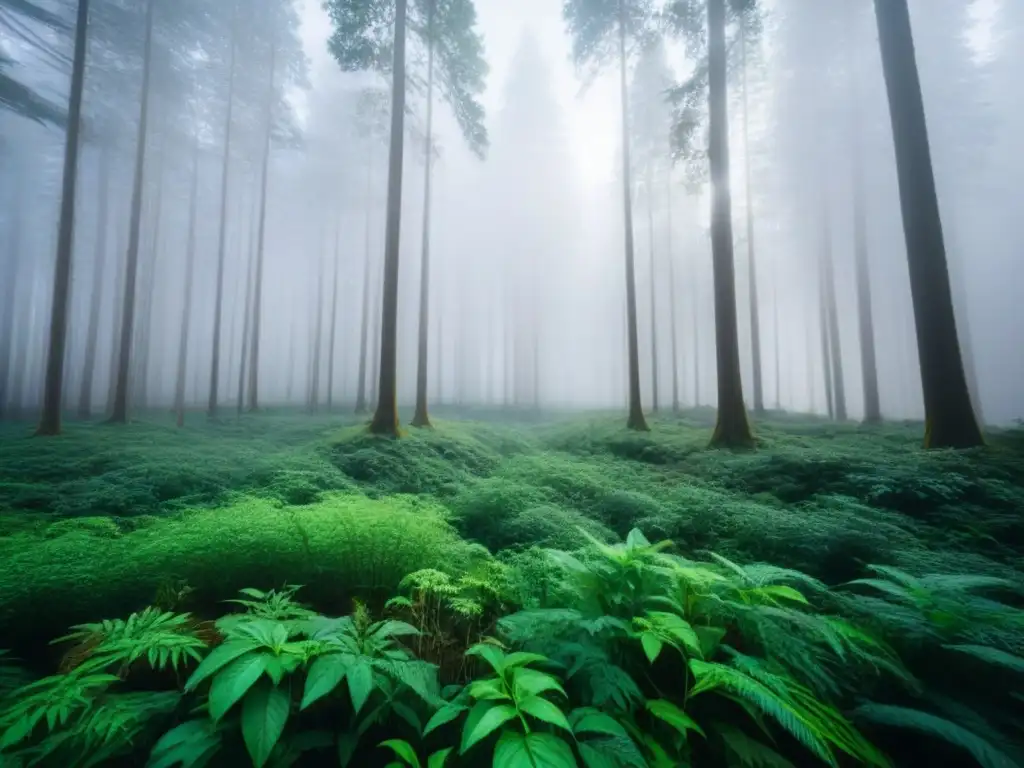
[0,0,1023,766]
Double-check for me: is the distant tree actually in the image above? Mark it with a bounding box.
[35,0,90,436]
[563,0,658,431]
[325,0,487,436]
[174,138,201,428]
[818,200,846,421]
[872,0,983,448]
[76,147,111,419]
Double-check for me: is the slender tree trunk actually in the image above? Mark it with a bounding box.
[77,147,110,419]
[818,252,834,420]
[0,185,24,419]
[105,225,126,416]
[235,217,255,417]
[851,127,881,423]
[693,266,700,407]
[647,173,659,414]
[773,271,780,410]
[369,0,408,436]
[618,0,648,431]
[247,46,276,412]
[326,222,341,409]
[708,0,753,447]
[208,2,238,420]
[355,150,373,414]
[873,0,982,448]
[820,202,847,421]
[411,0,436,428]
[174,139,201,428]
[309,246,325,413]
[134,147,165,412]
[109,0,154,424]
[37,0,90,436]
[666,170,679,413]
[740,22,763,416]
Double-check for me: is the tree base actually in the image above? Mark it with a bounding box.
[923,414,984,450]
[626,408,650,431]
[710,409,755,449]
[369,404,400,437]
[410,408,432,428]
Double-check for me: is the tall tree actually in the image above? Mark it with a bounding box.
[563,0,654,431]
[738,16,762,415]
[325,221,341,409]
[36,0,90,436]
[76,147,110,419]
[108,0,155,424]
[174,138,201,428]
[819,205,846,421]
[873,0,983,448]
[706,0,752,447]
[326,0,488,436]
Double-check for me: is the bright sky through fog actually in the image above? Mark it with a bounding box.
[297,0,618,185]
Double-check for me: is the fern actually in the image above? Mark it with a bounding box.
[853,703,1019,768]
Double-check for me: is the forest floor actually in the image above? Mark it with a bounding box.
[1,407,1023,661]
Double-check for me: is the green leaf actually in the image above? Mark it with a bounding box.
[301,653,351,710]
[694,626,727,658]
[503,652,550,669]
[466,643,507,676]
[647,699,705,739]
[184,640,258,692]
[569,708,629,740]
[337,731,359,767]
[647,612,703,658]
[242,682,290,768]
[518,695,571,731]
[427,747,453,768]
[625,529,652,551]
[379,739,421,768]
[493,731,577,768]
[467,677,512,701]
[641,632,663,664]
[392,701,423,734]
[459,702,518,754]
[424,702,469,734]
[347,659,374,715]
[945,644,1024,673]
[512,667,566,699]
[209,653,269,721]
[758,585,810,605]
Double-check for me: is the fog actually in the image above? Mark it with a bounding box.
[1,0,1021,428]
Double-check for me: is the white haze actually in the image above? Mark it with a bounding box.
[1,0,1021,424]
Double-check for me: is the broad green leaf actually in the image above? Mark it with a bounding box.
[513,668,566,699]
[694,626,727,658]
[370,620,421,640]
[146,719,222,768]
[757,585,810,605]
[459,702,517,754]
[242,682,290,768]
[579,742,619,768]
[493,731,576,768]
[209,654,269,721]
[569,708,629,740]
[625,529,652,551]
[467,678,512,701]
[392,701,423,734]
[424,702,469,735]
[647,612,703,658]
[518,695,571,731]
[301,653,351,710]
[379,739,421,768]
[647,699,705,739]
[337,731,359,767]
[347,659,374,715]
[641,632,663,664]
[427,747,453,768]
[503,652,550,669]
[239,588,267,599]
[184,640,258,691]
[466,643,507,676]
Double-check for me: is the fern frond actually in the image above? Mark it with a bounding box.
[715,722,797,768]
[945,644,1024,674]
[853,703,1019,768]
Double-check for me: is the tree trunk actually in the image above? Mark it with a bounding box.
[368,0,408,436]
[37,0,90,436]
[247,42,276,412]
[235,214,255,417]
[355,150,373,414]
[852,137,881,424]
[325,222,340,409]
[693,265,700,407]
[647,172,659,414]
[174,138,201,428]
[740,21,763,416]
[411,0,436,428]
[820,205,847,421]
[773,271,781,409]
[666,170,679,413]
[0,182,24,419]
[873,0,982,448]
[707,0,753,448]
[77,147,110,419]
[208,1,238,420]
[134,146,165,412]
[818,253,834,420]
[308,246,325,413]
[109,0,154,424]
[618,0,648,431]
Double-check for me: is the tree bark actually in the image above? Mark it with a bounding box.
[368,0,407,436]
[174,138,201,428]
[0,191,23,419]
[37,0,90,436]
[208,0,238,420]
[412,0,436,428]
[820,205,847,421]
[134,146,165,412]
[247,41,276,411]
[325,222,341,409]
[235,212,256,417]
[618,0,648,431]
[740,21,763,416]
[77,146,110,420]
[108,0,154,424]
[355,149,373,414]
[708,0,753,448]
[851,131,881,424]
[818,249,835,420]
[873,0,982,448]
[308,244,325,413]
